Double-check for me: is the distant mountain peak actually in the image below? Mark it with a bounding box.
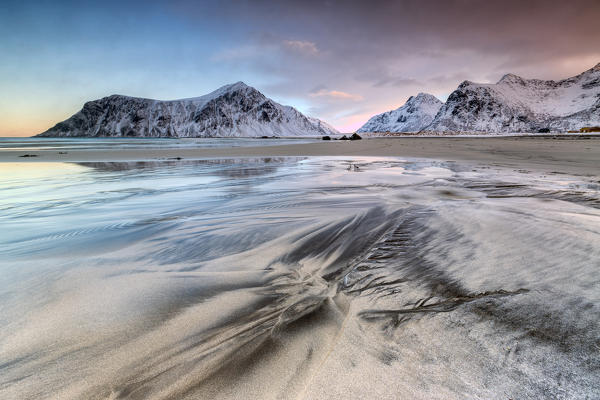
[412,92,442,102]
[457,80,474,89]
[427,65,600,133]
[360,64,600,134]
[221,81,252,91]
[498,73,525,84]
[357,92,442,133]
[37,83,338,138]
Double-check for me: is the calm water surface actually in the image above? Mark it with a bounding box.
[0,137,320,151]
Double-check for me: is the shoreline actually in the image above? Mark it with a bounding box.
[2,136,600,399]
[0,135,600,171]
[2,136,599,175]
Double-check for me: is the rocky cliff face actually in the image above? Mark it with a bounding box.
[426,63,600,133]
[357,93,443,133]
[37,82,339,137]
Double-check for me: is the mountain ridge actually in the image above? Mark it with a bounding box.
[360,63,600,134]
[426,64,600,133]
[37,82,339,138]
[357,92,443,133]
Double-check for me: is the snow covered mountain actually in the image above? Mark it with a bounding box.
[37,82,339,137]
[357,93,443,133]
[426,63,600,133]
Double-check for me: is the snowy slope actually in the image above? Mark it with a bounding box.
[307,116,339,135]
[426,63,600,133]
[37,82,339,137]
[357,93,443,133]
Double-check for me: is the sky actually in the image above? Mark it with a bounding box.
[1,0,600,136]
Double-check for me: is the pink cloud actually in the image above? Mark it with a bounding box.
[282,40,319,55]
[309,89,363,101]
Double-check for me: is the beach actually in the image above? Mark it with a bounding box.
[1,136,599,399]
[5,0,600,397]
[2,136,599,173]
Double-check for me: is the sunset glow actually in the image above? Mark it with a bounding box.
[1,0,599,136]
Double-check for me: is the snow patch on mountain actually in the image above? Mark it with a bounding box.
[37,82,339,137]
[426,63,600,133]
[357,93,443,133]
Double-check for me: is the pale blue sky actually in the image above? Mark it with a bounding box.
[2,0,599,136]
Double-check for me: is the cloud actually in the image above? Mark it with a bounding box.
[169,1,600,135]
[210,37,320,65]
[282,40,319,55]
[6,0,599,135]
[427,72,471,86]
[373,77,419,88]
[309,89,363,101]
[354,67,422,88]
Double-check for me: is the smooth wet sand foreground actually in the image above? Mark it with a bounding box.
[2,136,600,174]
[1,140,599,399]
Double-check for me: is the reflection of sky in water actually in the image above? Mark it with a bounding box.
[0,137,321,151]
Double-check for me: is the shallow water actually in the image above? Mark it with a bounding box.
[0,137,320,152]
[0,157,599,399]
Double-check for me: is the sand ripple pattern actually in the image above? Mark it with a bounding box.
[0,156,599,399]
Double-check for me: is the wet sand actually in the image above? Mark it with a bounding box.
[1,138,599,399]
[3,136,600,174]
